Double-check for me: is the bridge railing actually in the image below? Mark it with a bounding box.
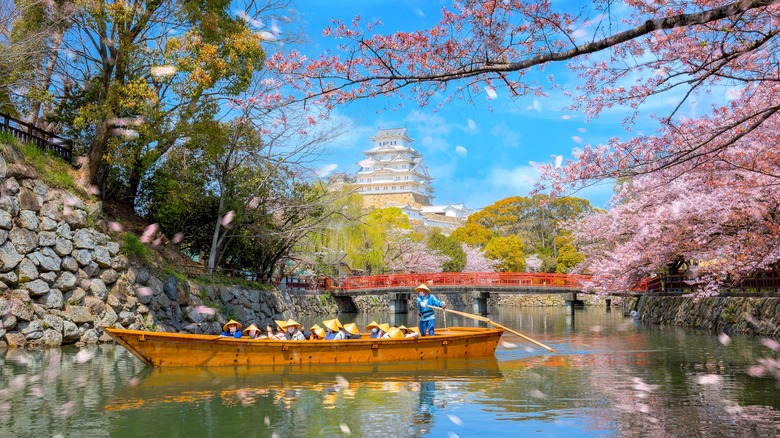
[339,272,593,291]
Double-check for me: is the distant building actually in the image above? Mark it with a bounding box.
[354,127,435,208]
[348,127,476,232]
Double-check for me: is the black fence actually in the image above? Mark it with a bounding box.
[645,274,780,296]
[0,112,72,162]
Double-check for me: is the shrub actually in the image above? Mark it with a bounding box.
[121,232,152,263]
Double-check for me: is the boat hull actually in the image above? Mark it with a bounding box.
[104,327,504,367]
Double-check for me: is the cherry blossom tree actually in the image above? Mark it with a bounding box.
[462,244,498,272]
[266,0,780,292]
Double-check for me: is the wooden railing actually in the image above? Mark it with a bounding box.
[0,112,72,162]
[339,272,593,291]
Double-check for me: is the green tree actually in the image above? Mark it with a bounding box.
[427,230,466,272]
[483,235,525,272]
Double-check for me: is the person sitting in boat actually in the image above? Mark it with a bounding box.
[343,323,362,339]
[242,323,264,339]
[270,320,288,340]
[309,325,326,340]
[415,284,445,337]
[366,321,382,339]
[281,319,307,340]
[323,318,346,340]
[399,325,419,339]
[381,326,405,339]
[376,323,391,339]
[220,320,243,338]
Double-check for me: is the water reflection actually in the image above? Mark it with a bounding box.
[1,307,779,437]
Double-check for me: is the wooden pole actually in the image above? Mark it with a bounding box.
[429,305,555,352]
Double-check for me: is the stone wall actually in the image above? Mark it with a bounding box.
[0,143,339,348]
[639,296,780,337]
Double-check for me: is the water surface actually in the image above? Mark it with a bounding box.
[2,307,778,437]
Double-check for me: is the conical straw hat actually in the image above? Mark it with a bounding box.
[242,324,260,335]
[280,319,300,329]
[223,319,242,331]
[386,327,404,339]
[343,323,359,335]
[414,284,430,293]
[323,318,343,332]
[365,321,380,330]
[377,323,391,333]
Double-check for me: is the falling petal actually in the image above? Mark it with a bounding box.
[108,222,124,233]
[747,365,766,377]
[761,338,780,351]
[560,115,571,120]
[75,349,94,364]
[137,287,153,297]
[571,136,583,144]
[697,374,722,385]
[578,127,587,133]
[448,433,460,438]
[221,211,235,227]
[140,223,158,243]
[719,332,731,346]
[196,306,216,315]
[484,86,497,100]
[128,377,140,387]
[151,65,177,77]
[555,155,563,169]
[260,31,275,41]
[152,237,162,247]
[172,232,184,244]
[339,423,351,435]
[447,414,463,426]
[500,341,517,348]
[88,185,100,195]
[264,416,270,426]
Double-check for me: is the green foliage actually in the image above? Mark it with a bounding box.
[161,267,188,283]
[484,235,526,272]
[345,207,413,274]
[427,231,466,272]
[121,232,152,263]
[555,232,585,273]
[451,194,594,271]
[15,141,81,194]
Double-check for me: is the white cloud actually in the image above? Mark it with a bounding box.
[489,123,522,148]
[455,146,467,156]
[489,165,540,194]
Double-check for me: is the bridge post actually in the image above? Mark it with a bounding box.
[564,292,584,315]
[472,291,489,315]
[605,298,611,312]
[388,292,409,314]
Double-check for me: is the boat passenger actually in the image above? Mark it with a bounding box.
[376,323,391,339]
[366,321,382,339]
[382,327,405,339]
[323,318,346,340]
[281,319,307,340]
[399,325,419,339]
[220,319,243,338]
[309,324,323,340]
[271,320,287,340]
[242,323,265,339]
[343,323,362,339]
[415,283,446,336]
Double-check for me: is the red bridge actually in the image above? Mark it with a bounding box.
[337,272,593,293]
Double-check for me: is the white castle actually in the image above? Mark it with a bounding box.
[353,127,473,230]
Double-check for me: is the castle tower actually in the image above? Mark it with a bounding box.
[354,127,434,208]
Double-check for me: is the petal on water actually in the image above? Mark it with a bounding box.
[447,414,463,426]
[719,332,731,346]
[340,423,351,435]
[75,349,94,364]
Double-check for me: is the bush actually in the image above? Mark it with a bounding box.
[15,140,82,194]
[121,232,152,263]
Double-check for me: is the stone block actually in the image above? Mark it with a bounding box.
[65,305,93,324]
[9,228,37,254]
[19,210,39,230]
[42,329,63,347]
[16,257,38,282]
[23,279,49,297]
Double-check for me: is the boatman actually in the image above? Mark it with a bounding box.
[415,284,445,336]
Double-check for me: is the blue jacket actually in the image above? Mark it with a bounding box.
[416,293,442,321]
[221,331,242,338]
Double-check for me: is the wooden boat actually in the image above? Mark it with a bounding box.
[104,326,504,367]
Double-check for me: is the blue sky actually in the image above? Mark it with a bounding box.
[290,0,658,210]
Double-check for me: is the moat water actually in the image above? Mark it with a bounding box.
[2,307,779,437]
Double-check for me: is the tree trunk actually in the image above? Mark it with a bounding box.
[87,120,111,186]
[207,191,226,273]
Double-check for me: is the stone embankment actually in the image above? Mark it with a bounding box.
[0,143,336,348]
[639,296,780,337]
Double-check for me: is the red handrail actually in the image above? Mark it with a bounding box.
[339,272,593,290]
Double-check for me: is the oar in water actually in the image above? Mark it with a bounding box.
[428,305,555,352]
